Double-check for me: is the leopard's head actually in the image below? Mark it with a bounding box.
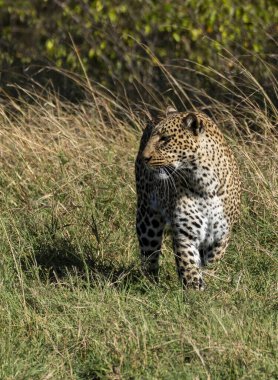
[141,107,205,178]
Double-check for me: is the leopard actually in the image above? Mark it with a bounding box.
[135,106,241,290]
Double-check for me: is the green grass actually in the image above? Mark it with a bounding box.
[0,77,277,380]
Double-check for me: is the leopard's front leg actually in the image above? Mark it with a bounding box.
[203,235,230,265]
[136,206,165,281]
[172,217,204,291]
[173,239,204,290]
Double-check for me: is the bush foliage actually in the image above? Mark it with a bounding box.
[1,0,277,90]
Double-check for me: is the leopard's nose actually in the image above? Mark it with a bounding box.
[143,155,152,163]
[142,148,152,163]
[142,145,154,163]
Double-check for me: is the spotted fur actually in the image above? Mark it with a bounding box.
[135,107,241,290]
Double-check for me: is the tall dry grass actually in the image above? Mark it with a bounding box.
[0,55,277,379]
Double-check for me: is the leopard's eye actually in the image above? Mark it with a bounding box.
[160,135,171,143]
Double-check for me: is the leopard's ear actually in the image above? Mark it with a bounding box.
[166,106,178,116]
[183,113,204,136]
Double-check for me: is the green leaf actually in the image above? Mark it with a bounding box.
[45,39,54,52]
[172,32,180,42]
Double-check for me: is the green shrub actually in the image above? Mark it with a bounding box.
[0,0,277,92]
